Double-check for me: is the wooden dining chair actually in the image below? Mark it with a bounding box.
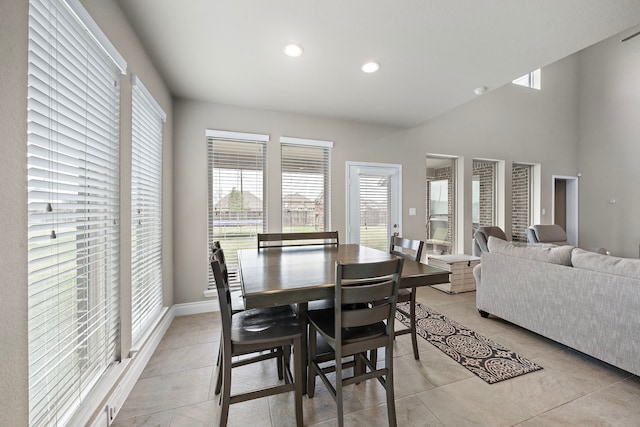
[389,235,425,360]
[257,231,339,249]
[307,258,404,427]
[210,248,304,427]
[210,241,245,369]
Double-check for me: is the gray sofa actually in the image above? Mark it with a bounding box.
[475,237,640,377]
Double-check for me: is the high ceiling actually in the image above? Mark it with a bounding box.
[117,0,640,128]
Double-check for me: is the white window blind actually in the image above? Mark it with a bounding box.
[27,0,125,425]
[280,137,332,232]
[206,130,268,290]
[358,174,392,251]
[131,75,165,345]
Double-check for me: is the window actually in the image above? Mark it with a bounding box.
[207,130,268,289]
[27,0,126,424]
[280,137,332,232]
[513,68,541,90]
[131,76,166,344]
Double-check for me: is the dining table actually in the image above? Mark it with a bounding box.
[238,243,450,309]
[237,243,451,392]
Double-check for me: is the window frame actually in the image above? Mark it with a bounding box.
[280,136,333,233]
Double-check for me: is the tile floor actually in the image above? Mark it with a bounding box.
[113,287,640,426]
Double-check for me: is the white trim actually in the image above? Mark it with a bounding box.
[62,0,127,74]
[132,75,167,122]
[206,129,269,143]
[280,136,334,148]
[173,300,218,316]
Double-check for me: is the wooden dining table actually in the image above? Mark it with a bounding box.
[237,243,450,393]
[238,243,450,309]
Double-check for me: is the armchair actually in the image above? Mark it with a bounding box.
[473,226,507,256]
[526,224,570,245]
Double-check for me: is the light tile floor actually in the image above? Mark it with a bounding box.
[113,287,640,426]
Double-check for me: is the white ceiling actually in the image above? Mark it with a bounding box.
[117,0,640,128]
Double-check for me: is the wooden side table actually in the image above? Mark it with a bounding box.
[427,254,481,294]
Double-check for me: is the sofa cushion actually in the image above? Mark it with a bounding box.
[571,248,640,280]
[487,236,574,266]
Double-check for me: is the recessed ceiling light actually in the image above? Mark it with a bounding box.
[283,44,303,57]
[361,62,380,73]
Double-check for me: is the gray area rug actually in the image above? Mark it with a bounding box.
[395,302,543,384]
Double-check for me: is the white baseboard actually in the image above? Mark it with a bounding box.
[173,299,218,316]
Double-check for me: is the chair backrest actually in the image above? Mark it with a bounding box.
[210,248,233,337]
[473,226,507,256]
[389,236,424,262]
[210,241,228,282]
[257,231,339,249]
[527,224,568,245]
[334,258,403,354]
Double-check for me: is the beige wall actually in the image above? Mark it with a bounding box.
[0,0,29,424]
[0,0,173,422]
[577,24,640,258]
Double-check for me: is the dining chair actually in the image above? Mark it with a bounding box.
[210,248,304,427]
[257,231,339,249]
[210,242,245,369]
[389,235,424,360]
[307,257,404,427]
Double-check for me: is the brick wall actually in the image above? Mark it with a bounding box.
[511,164,531,242]
[473,160,495,228]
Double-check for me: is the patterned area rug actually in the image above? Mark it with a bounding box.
[395,302,543,384]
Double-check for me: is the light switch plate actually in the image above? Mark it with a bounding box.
[409,208,416,216]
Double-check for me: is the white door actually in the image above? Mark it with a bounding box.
[346,162,402,250]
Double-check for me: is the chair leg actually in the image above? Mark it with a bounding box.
[410,290,419,360]
[216,335,222,366]
[215,343,224,395]
[277,346,286,381]
[307,325,317,398]
[385,342,397,427]
[293,337,304,427]
[219,351,232,427]
[335,350,344,427]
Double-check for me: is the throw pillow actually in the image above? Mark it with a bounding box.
[571,248,640,280]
